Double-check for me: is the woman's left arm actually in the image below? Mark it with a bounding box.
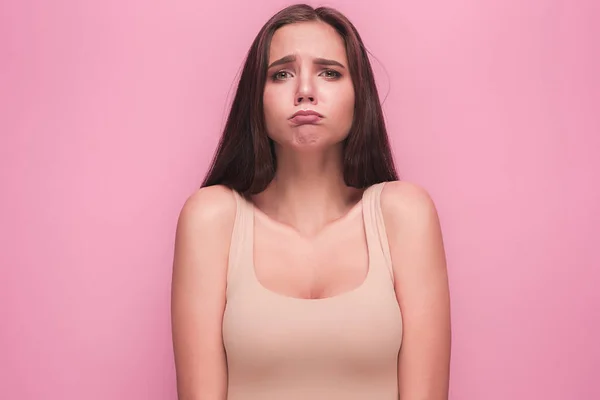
[382,181,452,400]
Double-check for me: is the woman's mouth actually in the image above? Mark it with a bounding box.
[289,110,323,125]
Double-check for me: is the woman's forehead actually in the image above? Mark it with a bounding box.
[268,22,347,64]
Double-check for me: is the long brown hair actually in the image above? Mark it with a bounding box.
[201,3,399,195]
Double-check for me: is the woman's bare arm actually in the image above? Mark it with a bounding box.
[171,186,236,400]
[382,181,452,400]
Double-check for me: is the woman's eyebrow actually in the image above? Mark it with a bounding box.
[267,55,346,69]
[313,58,345,69]
[268,55,296,69]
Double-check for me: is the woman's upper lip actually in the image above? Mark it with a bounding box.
[289,109,323,118]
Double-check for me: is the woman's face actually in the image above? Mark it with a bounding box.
[263,21,355,151]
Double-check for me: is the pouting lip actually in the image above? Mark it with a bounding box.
[289,109,324,119]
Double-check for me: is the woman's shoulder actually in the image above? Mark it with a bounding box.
[177,184,237,234]
[379,180,441,231]
[379,181,446,279]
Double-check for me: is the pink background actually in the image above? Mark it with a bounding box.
[1,0,599,398]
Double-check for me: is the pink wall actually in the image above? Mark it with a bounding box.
[1,0,598,398]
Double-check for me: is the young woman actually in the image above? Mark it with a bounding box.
[171,4,451,400]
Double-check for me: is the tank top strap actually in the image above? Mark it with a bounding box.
[362,182,394,283]
[227,189,254,284]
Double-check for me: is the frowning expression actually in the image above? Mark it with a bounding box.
[263,21,355,150]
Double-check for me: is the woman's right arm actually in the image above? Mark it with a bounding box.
[171,186,236,400]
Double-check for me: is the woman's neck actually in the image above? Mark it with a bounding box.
[252,147,363,236]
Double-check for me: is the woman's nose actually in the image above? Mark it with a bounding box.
[295,94,316,104]
[295,74,317,105]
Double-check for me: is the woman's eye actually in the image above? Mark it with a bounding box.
[272,71,290,81]
[271,69,341,81]
[321,69,341,79]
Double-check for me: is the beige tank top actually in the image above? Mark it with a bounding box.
[222,182,403,400]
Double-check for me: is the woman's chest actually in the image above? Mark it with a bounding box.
[253,214,370,300]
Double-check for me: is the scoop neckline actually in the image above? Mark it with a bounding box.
[245,187,375,302]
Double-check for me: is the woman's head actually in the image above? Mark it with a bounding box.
[263,20,355,153]
[202,4,398,195]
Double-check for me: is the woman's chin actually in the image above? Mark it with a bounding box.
[270,128,347,152]
[291,130,321,146]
